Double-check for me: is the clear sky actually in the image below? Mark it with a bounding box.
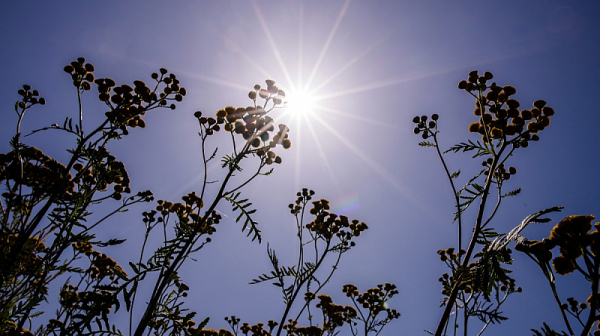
[2,1,599,335]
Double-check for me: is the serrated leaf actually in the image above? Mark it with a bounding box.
[450,170,461,179]
[502,188,521,198]
[418,141,436,147]
[129,262,139,274]
[198,317,210,330]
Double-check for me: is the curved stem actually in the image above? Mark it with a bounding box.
[432,131,463,257]
[434,143,506,336]
[275,240,331,336]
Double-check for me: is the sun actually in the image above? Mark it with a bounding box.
[284,87,318,117]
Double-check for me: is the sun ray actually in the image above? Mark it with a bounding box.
[305,0,352,89]
[297,3,304,90]
[308,111,438,216]
[310,31,392,94]
[184,72,249,91]
[252,0,296,91]
[238,51,274,82]
[302,114,341,192]
[315,105,398,130]
[294,109,303,191]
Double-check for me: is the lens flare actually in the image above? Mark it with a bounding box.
[285,88,317,117]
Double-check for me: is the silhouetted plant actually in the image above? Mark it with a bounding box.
[245,189,399,336]
[0,59,397,336]
[516,214,600,336]
[413,71,563,336]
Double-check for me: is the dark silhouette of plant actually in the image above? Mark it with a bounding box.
[0,58,397,336]
[516,214,600,336]
[413,71,563,336]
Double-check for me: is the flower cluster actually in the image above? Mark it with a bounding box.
[288,188,316,214]
[315,294,357,331]
[437,247,466,262]
[412,114,439,139]
[561,296,588,314]
[518,215,598,276]
[238,322,271,336]
[154,192,221,235]
[0,147,74,199]
[68,58,186,135]
[72,241,126,280]
[0,234,46,278]
[88,251,126,280]
[0,320,34,336]
[16,84,46,109]
[195,80,291,165]
[457,71,554,146]
[250,79,286,105]
[71,147,130,200]
[305,200,368,241]
[63,57,95,90]
[58,285,118,318]
[356,284,399,318]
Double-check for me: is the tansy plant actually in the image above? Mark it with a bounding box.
[413,70,563,336]
[516,214,600,336]
[0,58,294,336]
[0,58,398,336]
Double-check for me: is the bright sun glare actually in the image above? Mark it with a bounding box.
[285,88,317,117]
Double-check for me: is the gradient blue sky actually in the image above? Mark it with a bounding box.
[2,1,599,335]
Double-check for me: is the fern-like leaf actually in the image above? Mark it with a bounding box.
[224,192,262,242]
[418,141,436,147]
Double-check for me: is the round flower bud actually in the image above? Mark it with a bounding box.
[468,122,480,133]
[542,106,554,116]
[503,85,516,96]
[431,113,439,120]
[248,91,257,100]
[533,100,546,109]
[485,90,498,101]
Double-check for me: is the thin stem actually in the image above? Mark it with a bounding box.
[77,87,84,136]
[581,258,599,336]
[434,143,506,336]
[276,240,331,336]
[432,131,463,258]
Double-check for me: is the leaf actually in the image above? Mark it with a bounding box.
[96,238,126,247]
[198,317,210,330]
[530,322,569,336]
[129,262,139,274]
[224,192,262,242]
[207,147,218,162]
[450,170,460,179]
[418,141,436,147]
[502,188,521,198]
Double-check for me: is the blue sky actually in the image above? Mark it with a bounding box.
[2,1,599,335]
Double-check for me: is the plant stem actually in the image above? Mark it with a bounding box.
[434,144,506,336]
